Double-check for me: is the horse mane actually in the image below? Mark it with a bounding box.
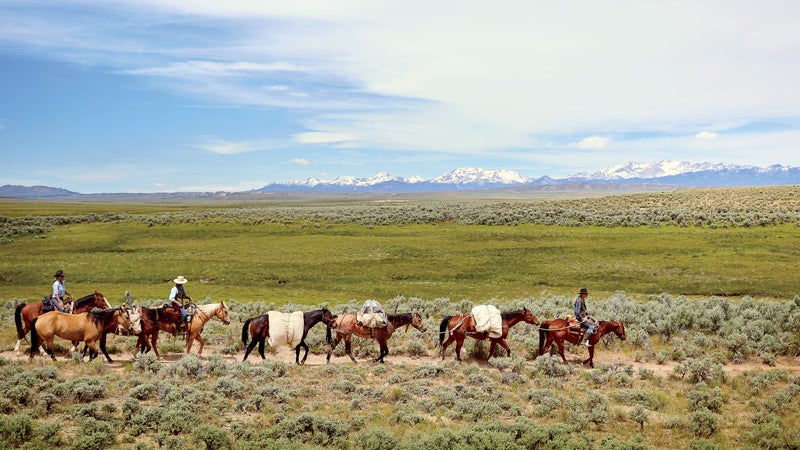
[500,309,524,320]
[73,293,100,309]
[88,307,119,325]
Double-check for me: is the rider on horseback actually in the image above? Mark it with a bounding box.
[51,270,73,313]
[575,288,596,347]
[168,276,192,334]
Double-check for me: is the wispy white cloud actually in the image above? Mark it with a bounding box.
[694,131,719,140]
[188,138,283,154]
[576,136,612,149]
[292,158,310,165]
[293,132,359,144]
[123,61,310,78]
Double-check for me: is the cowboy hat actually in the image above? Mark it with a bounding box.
[578,288,589,295]
[54,270,66,278]
[173,276,188,284]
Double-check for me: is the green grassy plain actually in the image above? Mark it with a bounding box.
[1,199,798,304]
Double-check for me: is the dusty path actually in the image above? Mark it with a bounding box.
[5,333,799,377]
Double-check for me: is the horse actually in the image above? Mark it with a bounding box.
[241,308,337,364]
[185,302,230,356]
[133,305,185,359]
[538,319,626,368]
[30,307,134,362]
[326,312,427,364]
[14,291,111,354]
[439,308,540,361]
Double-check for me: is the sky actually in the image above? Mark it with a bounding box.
[1,1,799,193]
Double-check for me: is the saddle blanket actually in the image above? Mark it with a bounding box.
[267,311,305,348]
[472,305,502,338]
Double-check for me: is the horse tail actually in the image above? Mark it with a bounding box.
[438,316,452,347]
[241,318,253,345]
[538,323,549,356]
[30,317,39,357]
[14,303,26,340]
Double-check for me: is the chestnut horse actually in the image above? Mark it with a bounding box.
[30,307,133,362]
[538,319,626,368]
[14,291,111,354]
[241,308,337,364]
[133,306,185,359]
[439,308,539,361]
[185,302,230,356]
[326,312,426,364]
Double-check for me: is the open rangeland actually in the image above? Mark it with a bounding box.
[0,188,798,449]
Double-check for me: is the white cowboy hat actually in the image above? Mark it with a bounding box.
[173,276,188,284]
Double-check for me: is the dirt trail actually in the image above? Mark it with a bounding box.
[5,334,799,377]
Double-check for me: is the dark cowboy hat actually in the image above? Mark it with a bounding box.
[54,270,66,278]
[578,288,589,295]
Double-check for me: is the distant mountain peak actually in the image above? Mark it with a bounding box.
[431,167,529,185]
[570,160,760,180]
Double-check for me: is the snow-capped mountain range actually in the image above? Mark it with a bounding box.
[3,161,800,199]
[256,161,800,192]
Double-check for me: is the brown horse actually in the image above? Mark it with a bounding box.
[241,308,337,364]
[133,306,185,359]
[185,302,231,356]
[30,307,133,361]
[439,308,540,361]
[326,312,426,364]
[14,291,111,354]
[538,319,626,368]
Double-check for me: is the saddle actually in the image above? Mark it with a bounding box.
[42,296,55,313]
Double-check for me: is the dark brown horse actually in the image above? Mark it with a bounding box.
[439,308,539,361]
[14,291,111,354]
[241,308,336,364]
[327,312,426,364]
[133,306,185,359]
[538,319,626,368]
[30,307,133,362]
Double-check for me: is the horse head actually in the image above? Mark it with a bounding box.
[116,307,136,334]
[320,308,338,329]
[411,312,427,332]
[216,302,231,325]
[94,291,112,309]
[522,307,540,325]
[614,320,626,340]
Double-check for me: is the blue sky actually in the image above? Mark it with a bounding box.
[1,1,799,193]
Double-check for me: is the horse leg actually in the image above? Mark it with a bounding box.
[326,334,342,364]
[151,332,161,359]
[374,340,388,363]
[498,338,512,358]
[556,339,569,365]
[99,333,114,363]
[440,334,455,360]
[195,335,206,356]
[344,336,357,363]
[242,337,257,362]
[297,341,310,365]
[454,336,465,362]
[258,338,267,360]
[583,338,597,367]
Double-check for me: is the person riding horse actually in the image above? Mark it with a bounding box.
[575,288,596,347]
[168,276,192,333]
[51,270,73,313]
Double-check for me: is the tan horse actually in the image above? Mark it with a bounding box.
[30,307,133,362]
[185,302,230,356]
[538,319,626,368]
[326,312,426,364]
[14,291,111,354]
[439,308,540,361]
